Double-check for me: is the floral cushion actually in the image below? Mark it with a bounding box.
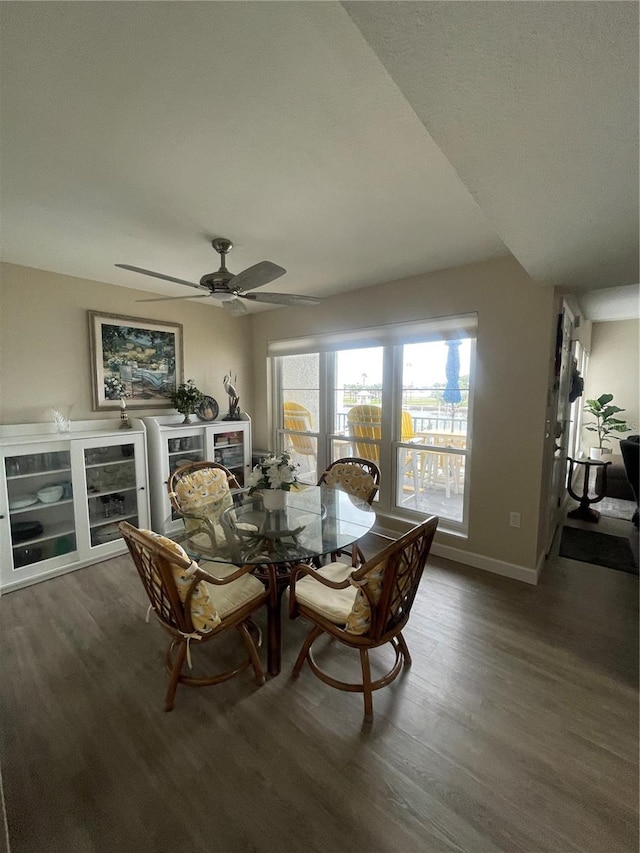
[324,463,376,502]
[172,467,234,525]
[143,530,221,633]
[344,558,387,635]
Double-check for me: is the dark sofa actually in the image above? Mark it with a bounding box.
[620,435,639,527]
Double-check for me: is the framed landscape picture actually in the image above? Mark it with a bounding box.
[88,311,184,410]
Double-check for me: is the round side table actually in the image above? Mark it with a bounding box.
[566,457,611,523]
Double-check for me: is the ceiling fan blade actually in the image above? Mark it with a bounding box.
[230,261,286,293]
[241,292,322,306]
[115,264,205,291]
[135,294,212,303]
[222,297,249,316]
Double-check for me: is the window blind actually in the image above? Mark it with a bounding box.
[267,313,477,357]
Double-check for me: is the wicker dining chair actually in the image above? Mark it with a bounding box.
[167,460,249,553]
[316,457,381,565]
[288,515,438,722]
[120,521,270,711]
[317,457,381,505]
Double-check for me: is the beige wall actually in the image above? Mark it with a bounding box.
[1,257,559,577]
[583,319,640,452]
[0,263,254,424]
[249,256,556,574]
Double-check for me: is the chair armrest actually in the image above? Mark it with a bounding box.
[194,563,265,587]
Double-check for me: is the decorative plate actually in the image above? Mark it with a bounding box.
[9,494,38,510]
[195,396,219,422]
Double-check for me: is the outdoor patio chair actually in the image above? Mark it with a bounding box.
[283,401,317,481]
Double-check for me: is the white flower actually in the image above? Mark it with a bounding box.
[247,451,300,494]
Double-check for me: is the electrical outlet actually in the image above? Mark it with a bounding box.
[509,512,521,528]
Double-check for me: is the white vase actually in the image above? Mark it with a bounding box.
[589,447,604,460]
[262,489,287,511]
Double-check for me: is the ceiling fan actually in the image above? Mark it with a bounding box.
[115,238,321,316]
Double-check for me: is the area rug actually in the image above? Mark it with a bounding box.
[597,497,636,522]
[559,526,638,575]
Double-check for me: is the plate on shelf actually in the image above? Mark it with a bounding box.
[195,396,219,422]
[9,494,38,510]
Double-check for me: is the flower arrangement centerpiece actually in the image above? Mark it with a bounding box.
[247,451,300,510]
[170,380,204,424]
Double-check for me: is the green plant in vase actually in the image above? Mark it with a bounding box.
[584,393,633,459]
[170,380,204,424]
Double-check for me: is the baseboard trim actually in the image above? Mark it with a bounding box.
[372,521,539,585]
[430,542,539,585]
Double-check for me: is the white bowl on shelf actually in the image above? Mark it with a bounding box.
[37,485,64,504]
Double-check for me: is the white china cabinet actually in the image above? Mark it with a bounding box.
[0,419,150,593]
[143,413,251,535]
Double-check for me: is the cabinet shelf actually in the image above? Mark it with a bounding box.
[6,467,71,481]
[87,486,136,499]
[10,497,74,516]
[89,512,138,530]
[12,520,76,547]
[84,459,135,470]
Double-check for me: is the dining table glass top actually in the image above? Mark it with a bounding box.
[175,483,376,567]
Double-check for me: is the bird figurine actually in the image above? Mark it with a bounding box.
[223,372,240,420]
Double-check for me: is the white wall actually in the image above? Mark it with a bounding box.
[0,263,254,425]
[249,256,556,578]
[583,319,640,452]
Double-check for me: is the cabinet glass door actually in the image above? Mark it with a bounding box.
[5,447,77,569]
[211,429,246,485]
[85,443,140,547]
[166,431,205,475]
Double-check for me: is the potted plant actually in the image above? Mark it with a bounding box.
[247,451,300,510]
[170,380,204,424]
[584,393,633,459]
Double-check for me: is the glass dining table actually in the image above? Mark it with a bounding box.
[172,484,376,676]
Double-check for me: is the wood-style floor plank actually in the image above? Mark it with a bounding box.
[0,527,637,853]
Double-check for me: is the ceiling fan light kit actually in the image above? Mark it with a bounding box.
[116,238,321,313]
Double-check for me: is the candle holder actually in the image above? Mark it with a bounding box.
[119,397,132,430]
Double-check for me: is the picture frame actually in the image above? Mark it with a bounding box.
[88,311,184,410]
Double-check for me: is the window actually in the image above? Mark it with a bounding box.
[270,315,476,530]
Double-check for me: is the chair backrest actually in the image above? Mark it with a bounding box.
[317,457,381,505]
[347,405,382,463]
[401,410,415,441]
[283,401,316,457]
[344,516,438,639]
[119,521,222,636]
[167,461,240,534]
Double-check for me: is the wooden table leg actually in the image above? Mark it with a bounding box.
[265,568,291,677]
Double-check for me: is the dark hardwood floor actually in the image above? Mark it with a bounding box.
[0,525,637,853]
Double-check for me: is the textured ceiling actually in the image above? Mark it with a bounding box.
[1,2,637,320]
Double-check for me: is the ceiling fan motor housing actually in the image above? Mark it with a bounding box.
[201,238,235,291]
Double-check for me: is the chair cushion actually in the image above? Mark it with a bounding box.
[291,561,357,625]
[172,467,234,527]
[323,463,376,502]
[199,560,265,619]
[143,531,221,633]
[344,558,387,635]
